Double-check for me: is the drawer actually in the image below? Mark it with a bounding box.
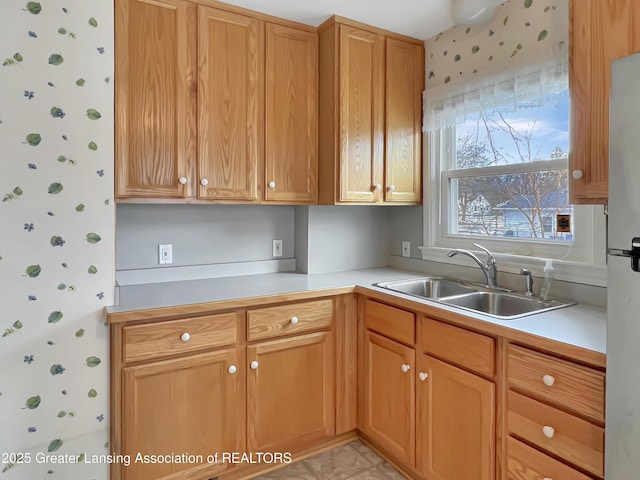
[508,390,604,478]
[420,317,495,377]
[507,437,592,480]
[247,299,333,341]
[364,300,415,345]
[123,312,239,363]
[507,344,605,423]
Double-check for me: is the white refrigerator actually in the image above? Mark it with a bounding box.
[606,51,640,479]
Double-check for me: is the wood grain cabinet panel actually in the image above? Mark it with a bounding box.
[416,354,495,480]
[508,390,604,477]
[115,0,196,198]
[247,331,335,453]
[507,344,605,423]
[360,330,415,466]
[123,311,239,363]
[507,437,592,480]
[337,26,385,202]
[364,299,415,345]
[264,23,318,203]
[197,6,262,201]
[121,349,244,480]
[569,0,640,203]
[247,298,333,341]
[385,38,423,203]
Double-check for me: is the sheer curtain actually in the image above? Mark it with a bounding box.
[423,56,569,132]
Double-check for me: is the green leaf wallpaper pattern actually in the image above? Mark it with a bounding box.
[0,0,114,477]
[425,0,568,88]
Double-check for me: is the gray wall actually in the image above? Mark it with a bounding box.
[116,204,295,270]
[305,206,391,274]
[387,205,423,259]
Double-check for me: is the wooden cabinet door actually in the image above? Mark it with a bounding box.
[338,25,385,203]
[569,0,640,204]
[361,330,415,466]
[247,331,334,453]
[385,38,423,203]
[115,0,196,198]
[264,24,318,203]
[197,6,262,201]
[416,354,495,480]
[121,349,244,480]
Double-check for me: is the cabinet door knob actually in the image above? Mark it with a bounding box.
[542,374,555,387]
[401,364,411,373]
[268,181,276,189]
[200,178,209,186]
[543,478,552,480]
[178,176,187,185]
[290,316,299,324]
[250,360,259,370]
[388,184,396,192]
[180,332,191,342]
[572,169,583,180]
[542,425,555,438]
[373,184,382,191]
[418,372,429,381]
[228,365,237,374]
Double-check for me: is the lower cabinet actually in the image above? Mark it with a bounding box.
[360,330,416,466]
[247,331,335,453]
[416,354,495,480]
[121,348,244,480]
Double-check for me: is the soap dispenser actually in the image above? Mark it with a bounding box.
[540,259,555,301]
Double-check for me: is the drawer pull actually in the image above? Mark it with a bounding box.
[228,365,237,374]
[542,374,555,387]
[290,316,299,324]
[180,332,191,342]
[401,364,411,373]
[542,425,555,438]
[543,478,552,480]
[250,360,259,370]
[418,372,429,381]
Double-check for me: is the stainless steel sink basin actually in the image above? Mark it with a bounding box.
[374,277,576,319]
[439,291,576,319]
[374,277,477,299]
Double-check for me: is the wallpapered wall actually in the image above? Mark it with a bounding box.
[0,1,114,478]
[425,0,568,89]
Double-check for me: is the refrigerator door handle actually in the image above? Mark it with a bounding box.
[609,237,640,271]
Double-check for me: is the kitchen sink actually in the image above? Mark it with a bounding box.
[439,291,575,319]
[374,277,478,298]
[374,277,576,319]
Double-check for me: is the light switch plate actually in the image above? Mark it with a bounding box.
[402,241,411,258]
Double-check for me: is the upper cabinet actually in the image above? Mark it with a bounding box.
[569,0,640,204]
[318,17,424,205]
[115,0,197,199]
[115,0,317,204]
[264,24,318,203]
[197,6,262,202]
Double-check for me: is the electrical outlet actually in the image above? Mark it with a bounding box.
[273,239,283,258]
[159,244,173,265]
[402,241,411,258]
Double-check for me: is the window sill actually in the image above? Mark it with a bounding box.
[418,246,607,287]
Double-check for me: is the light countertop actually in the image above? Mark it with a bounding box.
[107,267,606,355]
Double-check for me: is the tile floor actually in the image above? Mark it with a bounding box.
[254,441,405,480]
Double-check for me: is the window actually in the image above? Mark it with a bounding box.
[423,60,604,266]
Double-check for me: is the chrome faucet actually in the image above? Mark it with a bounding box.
[447,243,498,288]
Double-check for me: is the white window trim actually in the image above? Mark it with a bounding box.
[421,127,607,287]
